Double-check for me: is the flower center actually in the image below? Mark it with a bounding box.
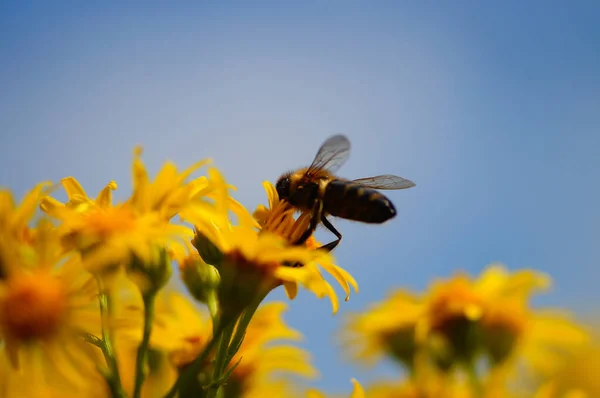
[0,272,67,341]
[260,201,312,245]
[227,250,280,276]
[429,282,483,331]
[83,206,137,236]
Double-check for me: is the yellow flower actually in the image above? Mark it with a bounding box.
[306,378,365,398]
[187,178,357,314]
[40,148,217,273]
[341,264,583,374]
[120,293,317,397]
[0,219,102,395]
[418,265,551,361]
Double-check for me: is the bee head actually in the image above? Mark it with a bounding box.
[275,172,292,200]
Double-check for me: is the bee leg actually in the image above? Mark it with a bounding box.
[319,215,342,252]
[287,202,323,268]
[295,201,323,246]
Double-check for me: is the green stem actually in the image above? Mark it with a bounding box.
[465,360,482,398]
[162,317,234,398]
[226,294,264,359]
[82,332,103,349]
[206,293,267,398]
[206,320,236,398]
[207,290,220,336]
[133,291,157,398]
[96,277,127,398]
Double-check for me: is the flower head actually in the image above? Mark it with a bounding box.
[255,181,358,306]
[185,177,357,314]
[40,148,217,274]
[0,219,101,394]
[341,264,586,375]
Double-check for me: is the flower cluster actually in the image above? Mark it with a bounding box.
[0,148,360,398]
[341,265,595,397]
[0,146,596,398]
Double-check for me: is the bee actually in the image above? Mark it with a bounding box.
[275,134,416,256]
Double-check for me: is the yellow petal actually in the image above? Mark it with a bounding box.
[178,158,212,184]
[131,146,150,211]
[207,167,230,220]
[350,378,365,398]
[61,177,87,201]
[40,196,65,215]
[15,182,52,225]
[95,181,117,208]
[262,180,278,209]
[228,197,260,229]
[314,258,351,301]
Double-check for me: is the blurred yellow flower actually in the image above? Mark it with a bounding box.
[40,148,216,273]
[341,264,585,375]
[0,219,102,395]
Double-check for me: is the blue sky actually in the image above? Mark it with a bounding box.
[1,1,599,393]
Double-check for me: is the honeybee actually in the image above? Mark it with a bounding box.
[276,134,416,255]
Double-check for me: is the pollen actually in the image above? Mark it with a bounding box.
[305,236,321,251]
[0,272,67,341]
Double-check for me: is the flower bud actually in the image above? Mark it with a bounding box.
[129,246,172,295]
[180,255,221,305]
[193,231,223,267]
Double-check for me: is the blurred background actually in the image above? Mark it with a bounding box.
[1,1,598,393]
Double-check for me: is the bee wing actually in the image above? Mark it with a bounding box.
[352,174,416,190]
[305,135,351,175]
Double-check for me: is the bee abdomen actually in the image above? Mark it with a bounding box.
[323,180,397,224]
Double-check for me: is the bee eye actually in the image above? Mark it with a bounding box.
[276,177,291,199]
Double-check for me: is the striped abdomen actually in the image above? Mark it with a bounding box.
[322,180,397,223]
